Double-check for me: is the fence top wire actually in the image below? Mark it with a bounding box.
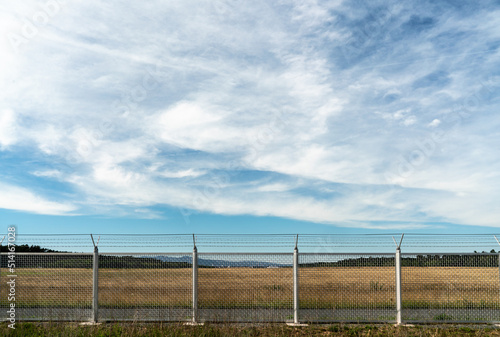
[2,233,500,253]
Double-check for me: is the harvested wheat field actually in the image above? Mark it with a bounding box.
[1,267,499,309]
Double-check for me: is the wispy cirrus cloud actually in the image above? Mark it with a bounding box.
[1,0,500,230]
[0,182,76,215]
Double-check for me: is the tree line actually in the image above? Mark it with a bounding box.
[301,251,499,268]
[1,245,499,268]
[0,245,190,268]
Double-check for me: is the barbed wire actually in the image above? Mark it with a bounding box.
[2,233,500,253]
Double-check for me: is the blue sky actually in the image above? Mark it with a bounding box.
[1,0,500,236]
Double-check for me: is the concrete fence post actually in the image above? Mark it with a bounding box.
[192,245,198,324]
[395,247,402,325]
[293,246,299,324]
[92,245,99,323]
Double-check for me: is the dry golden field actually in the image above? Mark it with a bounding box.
[1,267,498,308]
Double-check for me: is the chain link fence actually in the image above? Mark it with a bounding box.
[0,253,93,321]
[198,253,293,322]
[2,234,500,323]
[401,253,500,323]
[98,253,192,321]
[299,253,396,323]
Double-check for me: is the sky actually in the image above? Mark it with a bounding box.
[1,0,500,237]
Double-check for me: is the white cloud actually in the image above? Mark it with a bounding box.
[256,183,293,192]
[402,116,417,126]
[155,101,243,152]
[0,182,76,215]
[31,170,62,178]
[428,119,441,127]
[0,109,18,149]
[159,169,206,179]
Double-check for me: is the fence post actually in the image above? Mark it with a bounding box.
[393,234,404,325]
[293,244,299,324]
[92,244,99,323]
[395,246,402,325]
[192,241,198,324]
[287,235,306,326]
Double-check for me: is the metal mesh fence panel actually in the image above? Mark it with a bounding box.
[197,253,293,322]
[0,253,92,321]
[402,253,500,323]
[3,246,500,323]
[98,253,192,321]
[299,253,396,323]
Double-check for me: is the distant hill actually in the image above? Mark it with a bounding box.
[152,255,291,268]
